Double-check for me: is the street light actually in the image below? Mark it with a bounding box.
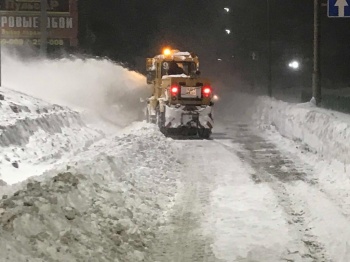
[224,7,230,13]
[288,60,300,70]
[225,29,231,35]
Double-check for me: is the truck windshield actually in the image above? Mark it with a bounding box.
[161,61,196,76]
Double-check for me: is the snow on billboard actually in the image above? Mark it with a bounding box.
[0,0,78,47]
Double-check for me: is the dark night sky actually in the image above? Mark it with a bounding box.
[80,1,350,89]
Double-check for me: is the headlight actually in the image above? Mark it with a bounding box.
[213,95,219,101]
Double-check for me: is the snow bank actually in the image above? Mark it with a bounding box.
[0,124,180,262]
[0,51,154,183]
[0,87,103,184]
[252,96,350,164]
[0,51,182,261]
[217,90,350,164]
[3,52,151,127]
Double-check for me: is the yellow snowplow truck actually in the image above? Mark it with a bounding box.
[145,48,214,138]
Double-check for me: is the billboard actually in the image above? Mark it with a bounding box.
[0,0,78,47]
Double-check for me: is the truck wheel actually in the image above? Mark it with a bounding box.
[147,108,156,124]
[156,107,167,134]
[146,108,150,123]
[198,129,211,139]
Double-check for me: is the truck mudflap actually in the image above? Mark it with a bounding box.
[164,105,213,129]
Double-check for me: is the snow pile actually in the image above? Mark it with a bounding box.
[252,96,350,164]
[3,53,151,127]
[217,90,350,164]
[0,52,182,261]
[0,124,180,262]
[0,87,103,185]
[0,51,154,184]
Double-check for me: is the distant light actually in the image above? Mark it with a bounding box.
[217,58,222,61]
[224,7,230,12]
[288,60,300,70]
[225,29,231,34]
[213,95,219,101]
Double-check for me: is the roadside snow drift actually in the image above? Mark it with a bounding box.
[0,124,180,262]
[0,52,182,262]
[252,96,350,164]
[217,91,350,164]
[0,87,102,185]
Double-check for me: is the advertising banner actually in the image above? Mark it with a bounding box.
[0,0,78,47]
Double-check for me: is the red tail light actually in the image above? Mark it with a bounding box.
[170,85,179,96]
[202,86,212,98]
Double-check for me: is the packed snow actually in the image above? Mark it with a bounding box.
[202,142,292,261]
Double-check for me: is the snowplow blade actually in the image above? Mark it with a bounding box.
[160,105,213,139]
[164,105,213,129]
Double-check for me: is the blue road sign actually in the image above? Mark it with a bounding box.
[328,0,350,17]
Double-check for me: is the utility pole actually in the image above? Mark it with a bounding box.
[267,0,272,97]
[312,0,321,105]
[40,0,48,57]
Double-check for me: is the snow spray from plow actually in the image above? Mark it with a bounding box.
[2,51,150,127]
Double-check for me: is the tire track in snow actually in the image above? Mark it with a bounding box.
[215,124,330,262]
[259,130,350,222]
[150,141,222,262]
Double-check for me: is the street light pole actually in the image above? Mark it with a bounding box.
[267,0,272,97]
[312,0,321,105]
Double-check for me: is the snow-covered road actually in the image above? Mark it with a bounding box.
[2,99,350,261]
[146,121,350,262]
